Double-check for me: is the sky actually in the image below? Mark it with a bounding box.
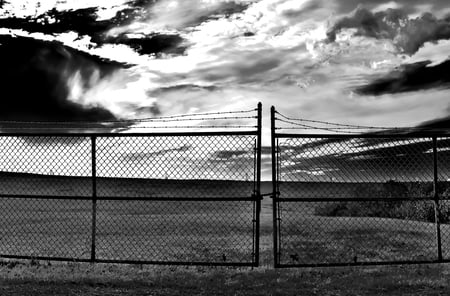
[0,0,449,181]
[0,0,449,130]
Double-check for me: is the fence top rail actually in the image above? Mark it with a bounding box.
[0,130,259,137]
[274,132,448,139]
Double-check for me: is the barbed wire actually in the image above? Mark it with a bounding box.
[0,125,258,130]
[275,119,362,134]
[128,125,258,129]
[274,111,450,134]
[275,111,406,130]
[0,108,258,125]
[275,118,449,135]
[0,116,257,126]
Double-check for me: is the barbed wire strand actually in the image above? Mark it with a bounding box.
[0,115,257,126]
[0,108,258,125]
[0,125,258,130]
[275,119,362,134]
[276,118,449,134]
[275,111,407,130]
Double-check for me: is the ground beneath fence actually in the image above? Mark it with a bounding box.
[0,261,449,295]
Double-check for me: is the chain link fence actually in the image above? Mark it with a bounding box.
[272,106,450,267]
[0,105,262,266]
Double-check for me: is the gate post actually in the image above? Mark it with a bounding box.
[91,136,97,262]
[271,106,279,267]
[432,136,443,261]
[254,102,262,267]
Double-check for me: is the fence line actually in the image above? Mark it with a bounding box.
[1,104,449,268]
[271,106,450,268]
[0,104,262,266]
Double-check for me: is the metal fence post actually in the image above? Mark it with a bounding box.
[271,106,279,267]
[91,136,97,262]
[432,136,443,261]
[253,102,262,267]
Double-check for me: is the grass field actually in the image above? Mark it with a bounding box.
[0,174,450,295]
[0,173,449,266]
[278,201,450,265]
[1,174,450,294]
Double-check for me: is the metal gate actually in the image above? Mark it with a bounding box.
[0,104,262,266]
[271,106,450,267]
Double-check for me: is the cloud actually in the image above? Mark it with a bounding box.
[106,0,251,36]
[148,84,219,96]
[0,34,129,130]
[212,150,250,160]
[405,39,450,66]
[417,115,450,130]
[106,33,186,56]
[0,6,188,57]
[0,0,448,136]
[355,59,450,95]
[124,145,191,161]
[332,0,450,16]
[327,7,450,55]
[279,137,449,182]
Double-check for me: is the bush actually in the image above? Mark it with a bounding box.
[314,181,450,223]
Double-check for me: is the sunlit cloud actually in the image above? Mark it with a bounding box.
[0,0,131,19]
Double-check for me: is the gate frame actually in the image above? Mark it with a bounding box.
[0,103,263,267]
[271,105,448,268]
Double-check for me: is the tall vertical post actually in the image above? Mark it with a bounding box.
[254,102,262,267]
[271,106,279,267]
[432,136,442,261]
[91,136,97,262]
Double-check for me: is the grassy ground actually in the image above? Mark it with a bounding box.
[1,177,450,294]
[0,260,449,295]
[277,200,450,265]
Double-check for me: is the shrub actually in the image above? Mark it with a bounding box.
[315,180,450,223]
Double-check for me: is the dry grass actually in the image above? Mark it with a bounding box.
[0,260,449,295]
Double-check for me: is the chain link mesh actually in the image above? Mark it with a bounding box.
[0,133,258,265]
[96,200,254,263]
[278,137,435,198]
[0,136,92,197]
[277,200,439,265]
[438,137,450,189]
[275,136,449,266]
[97,135,256,198]
[438,138,450,260]
[0,198,91,259]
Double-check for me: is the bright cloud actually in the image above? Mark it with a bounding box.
[0,0,130,19]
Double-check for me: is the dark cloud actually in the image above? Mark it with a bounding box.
[0,7,187,57]
[213,150,249,160]
[416,116,450,131]
[20,136,89,145]
[148,84,219,97]
[0,35,131,131]
[355,60,450,96]
[334,0,450,15]
[107,34,186,56]
[281,138,450,182]
[124,145,191,161]
[199,56,282,84]
[0,7,117,43]
[132,103,162,117]
[328,7,450,55]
